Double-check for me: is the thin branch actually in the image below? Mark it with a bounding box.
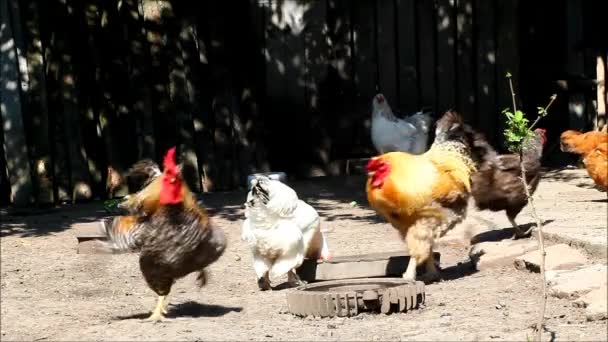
[507,76,518,115]
[519,160,547,342]
[529,94,557,131]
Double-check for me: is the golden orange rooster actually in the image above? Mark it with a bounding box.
[582,142,608,191]
[560,129,608,156]
[366,110,476,282]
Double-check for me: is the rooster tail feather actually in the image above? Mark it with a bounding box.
[101,216,142,252]
[118,177,162,214]
[125,159,161,193]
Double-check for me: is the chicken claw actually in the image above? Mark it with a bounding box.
[287,270,306,287]
[257,274,272,291]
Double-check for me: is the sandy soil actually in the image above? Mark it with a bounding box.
[1,172,607,341]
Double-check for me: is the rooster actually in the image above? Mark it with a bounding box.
[560,129,608,190]
[371,94,433,154]
[467,127,547,239]
[241,176,330,290]
[366,110,476,282]
[101,147,226,321]
[560,129,608,156]
[582,142,608,191]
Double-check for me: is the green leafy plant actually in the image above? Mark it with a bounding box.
[502,72,556,342]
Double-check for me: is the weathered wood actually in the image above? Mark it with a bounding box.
[396,0,419,113]
[435,0,456,112]
[417,0,437,110]
[376,0,397,104]
[170,12,201,192]
[303,0,329,176]
[455,0,475,123]
[124,0,156,161]
[15,0,54,203]
[297,251,441,282]
[58,1,92,203]
[597,55,607,130]
[564,0,586,131]
[475,0,498,145]
[352,0,378,106]
[495,0,519,149]
[0,0,33,206]
[325,0,357,160]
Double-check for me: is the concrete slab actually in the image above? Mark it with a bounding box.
[514,243,589,272]
[574,286,608,321]
[469,239,538,270]
[547,264,607,299]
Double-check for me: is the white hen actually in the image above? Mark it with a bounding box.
[241,176,330,290]
[371,93,433,154]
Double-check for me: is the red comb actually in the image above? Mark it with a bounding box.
[163,147,177,174]
[366,158,381,172]
[160,146,182,204]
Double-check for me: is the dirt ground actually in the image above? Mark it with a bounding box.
[1,169,607,341]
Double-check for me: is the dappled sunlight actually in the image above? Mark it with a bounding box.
[1,1,604,205]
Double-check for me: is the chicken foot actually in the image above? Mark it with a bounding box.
[402,255,441,282]
[287,269,306,287]
[147,295,167,322]
[509,217,532,239]
[257,272,272,291]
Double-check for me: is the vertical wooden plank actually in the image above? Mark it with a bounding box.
[262,0,289,173]
[41,1,71,202]
[0,125,10,205]
[17,0,54,203]
[376,0,397,104]
[303,0,329,176]
[417,0,437,110]
[58,0,93,202]
[565,0,586,131]
[495,0,519,149]
[396,0,419,113]
[597,55,607,130]
[435,0,456,112]
[326,0,358,160]
[455,0,475,123]
[125,0,156,161]
[475,0,497,144]
[0,0,33,206]
[352,0,378,107]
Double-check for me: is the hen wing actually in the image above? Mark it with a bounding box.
[102,215,146,252]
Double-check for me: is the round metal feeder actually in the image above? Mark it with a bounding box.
[246,172,287,191]
[286,278,425,318]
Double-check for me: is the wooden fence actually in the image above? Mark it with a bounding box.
[1,0,605,206]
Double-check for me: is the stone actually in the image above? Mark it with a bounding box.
[548,264,607,299]
[574,286,608,321]
[469,240,537,270]
[513,244,588,272]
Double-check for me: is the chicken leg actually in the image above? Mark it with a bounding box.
[509,217,532,239]
[148,295,167,322]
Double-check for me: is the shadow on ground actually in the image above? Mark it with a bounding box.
[114,301,243,321]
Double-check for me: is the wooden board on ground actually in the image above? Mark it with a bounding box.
[297,251,441,282]
[75,222,110,254]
